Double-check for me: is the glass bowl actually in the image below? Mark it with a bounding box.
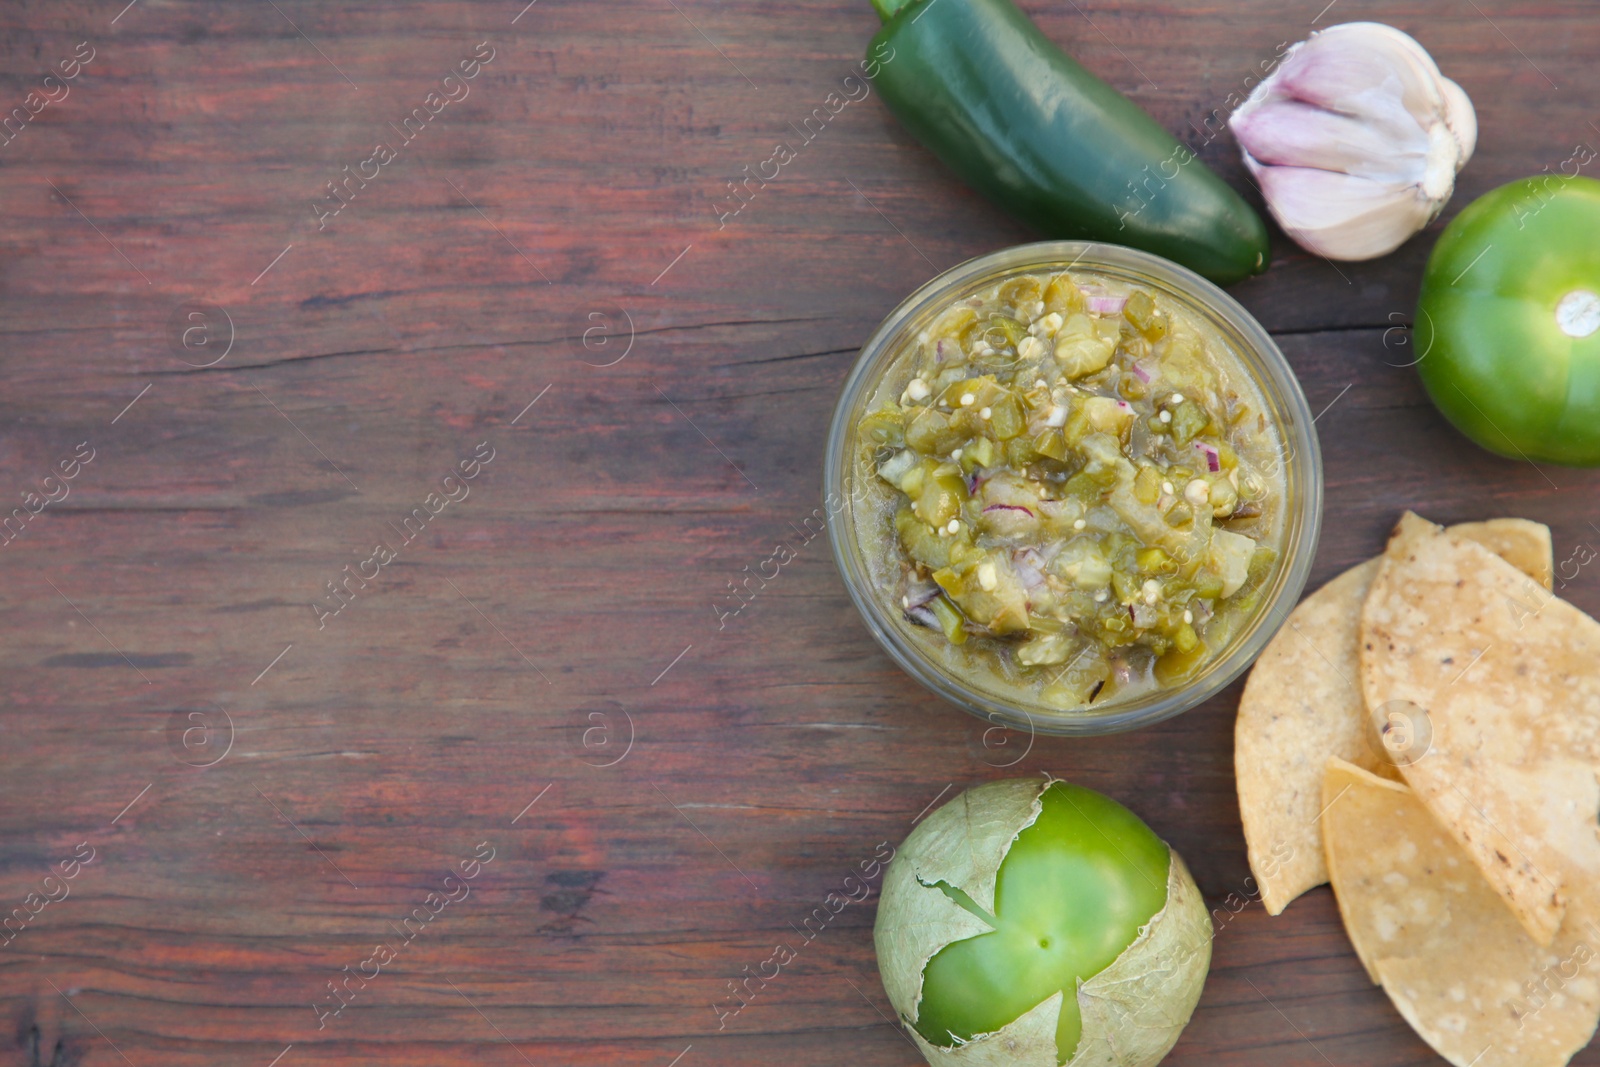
[824,241,1322,736]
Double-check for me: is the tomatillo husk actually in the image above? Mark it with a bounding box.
[875,778,1211,1067]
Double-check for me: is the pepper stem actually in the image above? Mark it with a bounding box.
[871,0,915,22]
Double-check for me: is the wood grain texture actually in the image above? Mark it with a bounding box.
[1,0,1597,1064]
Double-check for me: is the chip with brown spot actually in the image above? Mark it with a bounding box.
[1361,512,1600,946]
[1235,517,1553,915]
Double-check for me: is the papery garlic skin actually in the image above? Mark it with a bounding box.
[1233,22,1477,261]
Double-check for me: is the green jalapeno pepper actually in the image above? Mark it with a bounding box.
[867,0,1270,285]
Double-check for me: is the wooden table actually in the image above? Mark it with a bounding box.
[2,1,1596,1064]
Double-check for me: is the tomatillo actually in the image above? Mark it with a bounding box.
[874,779,1210,1067]
[1415,175,1600,466]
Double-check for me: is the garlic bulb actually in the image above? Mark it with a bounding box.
[1233,22,1476,261]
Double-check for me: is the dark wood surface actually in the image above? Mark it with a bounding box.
[2,0,1598,1064]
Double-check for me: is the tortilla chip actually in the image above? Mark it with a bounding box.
[1360,512,1600,946]
[1448,518,1554,590]
[1321,757,1600,1067]
[1237,559,1387,914]
[1236,519,1553,915]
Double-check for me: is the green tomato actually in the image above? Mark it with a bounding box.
[1415,175,1600,466]
[914,781,1173,1061]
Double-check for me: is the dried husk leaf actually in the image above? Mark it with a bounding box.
[1236,519,1551,915]
[1064,851,1211,1067]
[876,779,1045,1016]
[877,780,1211,1067]
[904,991,1063,1067]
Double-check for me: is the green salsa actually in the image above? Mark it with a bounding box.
[851,268,1285,709]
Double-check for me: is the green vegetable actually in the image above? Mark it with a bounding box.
[1169,400,1209,445]
[866,0,1269,285]
[896,507,957,570]
[917,467,969,527]
[928,594,968,645]
[875,779,1211,1067]
[1415,175,1600,466]
[1032,428,1068,462]
[858,410,906,450]
[988,394,1026,439]
[1057,335,1114,379]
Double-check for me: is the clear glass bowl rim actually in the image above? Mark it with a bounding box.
[823,240,1324,737]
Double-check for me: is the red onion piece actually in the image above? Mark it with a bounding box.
[982,503,1035,517]
[1087,294,1128,315]
[1011,550,1047,591]
[1131,361,1153,383]
[904,579,941,609]
[1192,440,1221,472]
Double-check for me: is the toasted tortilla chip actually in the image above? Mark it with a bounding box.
[1238,559,1388,915]
[1236,519,1553,915]
[1448,518,1554,590]
[1360,512,1600,946]
[1321,757,1600,1067]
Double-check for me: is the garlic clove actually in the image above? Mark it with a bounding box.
[1291,24,1447,125]
[1235,99,1428,180]
[1232,22,1475,261]
[1272,39,1437,148]
[1354,25,1478,167]
[1253,165,1436,261]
